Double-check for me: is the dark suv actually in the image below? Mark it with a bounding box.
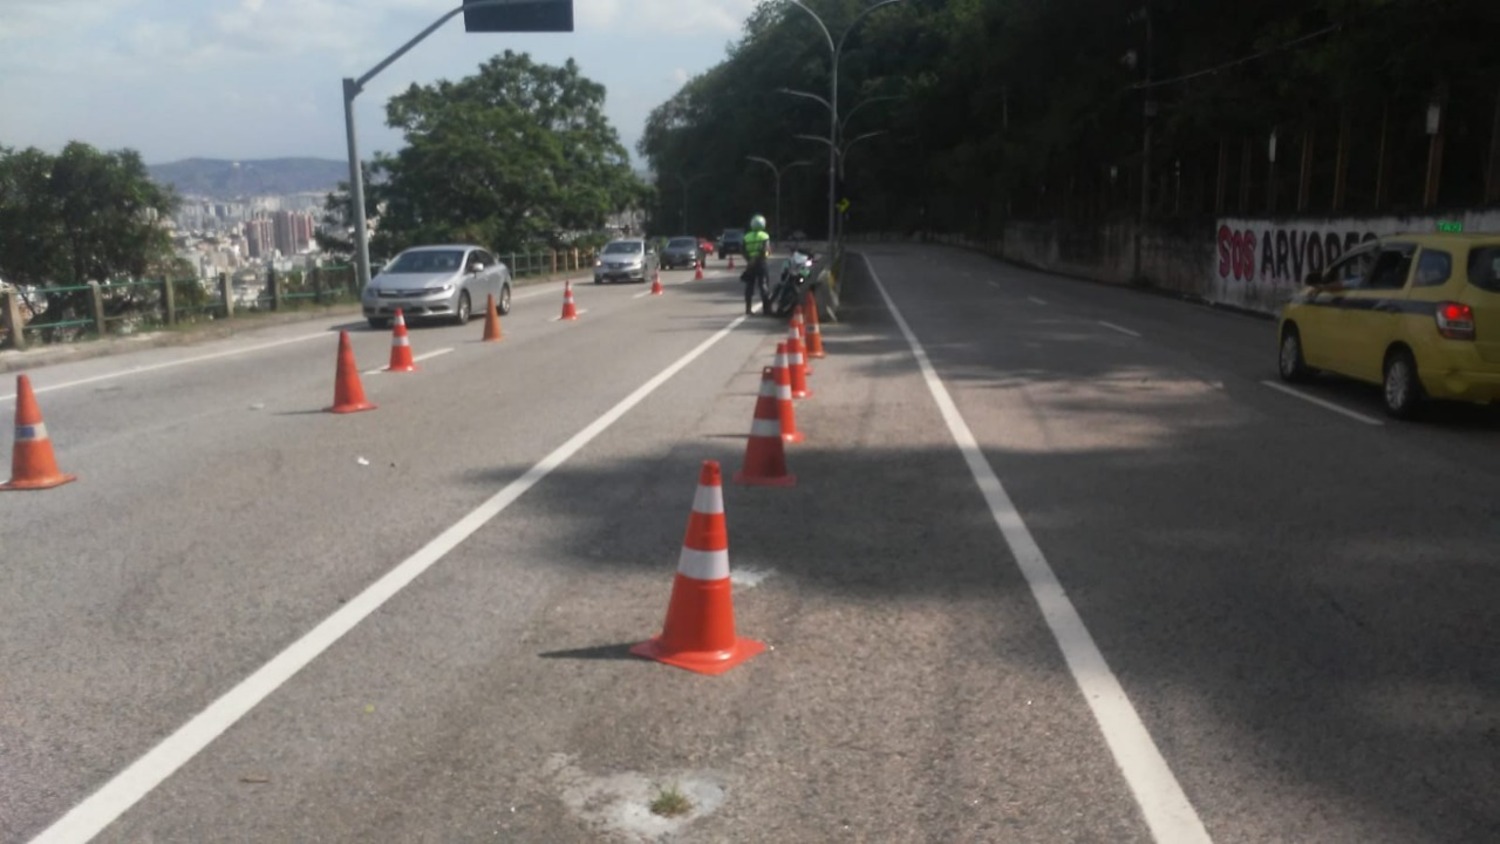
[717,228,746,259]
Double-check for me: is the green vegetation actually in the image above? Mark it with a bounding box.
[323,52,649,261]
[649,783,693,818]
[640,0,1500,238]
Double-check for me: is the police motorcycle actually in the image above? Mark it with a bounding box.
[766,245,818,317]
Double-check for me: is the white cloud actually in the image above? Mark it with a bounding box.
[670,67,691,85]
[576,0,755,36]
[0,0,139,41]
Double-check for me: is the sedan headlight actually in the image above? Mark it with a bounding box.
[428,284,454,295]
[595,259,603,267]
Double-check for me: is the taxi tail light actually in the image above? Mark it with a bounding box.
[1436,301,1476,340]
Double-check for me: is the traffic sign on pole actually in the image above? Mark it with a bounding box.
[463,0,573,32]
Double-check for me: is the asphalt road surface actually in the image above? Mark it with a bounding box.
[2,248,1496,843]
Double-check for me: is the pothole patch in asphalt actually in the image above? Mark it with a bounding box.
[730,567,775,589]
[545,753,727,842]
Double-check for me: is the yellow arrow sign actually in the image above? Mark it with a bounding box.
[837,198,851,214]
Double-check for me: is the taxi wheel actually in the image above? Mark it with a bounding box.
[1278,326,1309,382]
[1383,349,1424,419]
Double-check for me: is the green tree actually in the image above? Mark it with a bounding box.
[372,51,645,256]
[0,142,178,330]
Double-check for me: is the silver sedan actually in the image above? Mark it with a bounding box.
[362,244,512,328]
[593,238,658,284]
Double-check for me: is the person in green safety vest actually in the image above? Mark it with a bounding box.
[742,214,772,315]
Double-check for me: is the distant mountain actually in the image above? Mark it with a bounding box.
[148,157,348,199]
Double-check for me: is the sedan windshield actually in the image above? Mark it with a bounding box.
[385,250,465,273]
[668,238,697,249]
[603,242,643,255]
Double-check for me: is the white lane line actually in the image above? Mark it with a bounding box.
[632,289,656,299]
[363,347,454,375]
[1098,320,1143,339]
[1029,296,1049,306]
[549,309,589,322]
[0,331,328,403]
[987,281,1001,289]
[1260,380,1384,426]
[863,255,1212,844]
[27,312,752,844]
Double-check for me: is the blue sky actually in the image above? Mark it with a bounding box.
[0,0,757,165]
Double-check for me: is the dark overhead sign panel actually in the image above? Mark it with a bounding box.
[463,0,573,33]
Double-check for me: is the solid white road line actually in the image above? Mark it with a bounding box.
[1260,380,1385,426]
[1029,296,1049,306]
[27,313,752,844]
[863,255,1212,844]
[549,309,589,322]
[0,331,329,403]
[363,348,454,375]
[1098,320,1143,338]
[632,289,656,299]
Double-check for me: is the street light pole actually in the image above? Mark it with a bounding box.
[340,0,533,290]
[747,157,812,241]
[786,0,907,248]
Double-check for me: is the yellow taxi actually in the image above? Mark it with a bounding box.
[1277,233,1500,418]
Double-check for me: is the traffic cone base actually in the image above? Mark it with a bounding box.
[327,331,377,414]
[694,262,704,281]
[2,375,77,491]
[634,460,764,675]
[650,272,664,295]
[629,576,766,675]
[385,308,418,372]
[482,293,504,342]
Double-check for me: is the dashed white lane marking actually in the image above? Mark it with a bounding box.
[864,255,1213,844]
[1261,380,1384,426]
[26,312,753,844]
[1098,320,1143,338]
[1029,296,1049,306]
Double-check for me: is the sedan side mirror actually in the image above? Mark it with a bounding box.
[469,263,485,274]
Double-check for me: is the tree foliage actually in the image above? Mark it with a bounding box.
[0,142,178,288]
[333,51,647,260]
[641,0,1500,237]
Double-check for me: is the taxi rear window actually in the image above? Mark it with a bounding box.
[1468,247,1500,293]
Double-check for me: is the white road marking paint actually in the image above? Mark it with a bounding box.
[363,348,454,375]
[1098,320,1143,339]
[27,313,753,844]
[0,331,328,403]
[1029,296,1049,306]
[987,281,1001,289]
[550,309,589,322]
[863,255,1212,844]
[632,289,656,299]
[1260,381,1385,426]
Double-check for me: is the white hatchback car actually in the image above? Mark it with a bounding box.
[363,244,511,328]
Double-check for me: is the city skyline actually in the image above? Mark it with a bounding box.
[0,0,756,165]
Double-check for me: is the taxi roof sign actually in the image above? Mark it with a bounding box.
[463,0,573,33]
[1437,220,1464,233]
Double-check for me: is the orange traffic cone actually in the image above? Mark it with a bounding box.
[803,291,826,358]
[384,308,418,372]
[631,460,765,675]
[734,366,796,487]
[772,344,804,444]
[2,374,77,491]
[327,330,377,414]
[650,270,664,296]
[790,306,813,377]
[786,323,812,400]
[728,255,736,270]
[482,293,504,342]
[560,280,579,320]
[694,261,704,281]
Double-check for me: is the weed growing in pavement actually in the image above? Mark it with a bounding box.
[649,783,692,818]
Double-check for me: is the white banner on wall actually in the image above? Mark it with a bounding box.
[1210,211,1500,313]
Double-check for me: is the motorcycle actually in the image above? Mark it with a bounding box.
[766,247,818,317]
